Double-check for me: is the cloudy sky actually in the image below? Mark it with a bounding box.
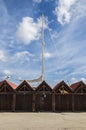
[0,0,86,86]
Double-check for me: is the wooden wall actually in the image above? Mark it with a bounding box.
[15,93,33,112]
[0,80,86,112]
[0,94,13,111]
[55,94,72,111]
[35,93,52,112]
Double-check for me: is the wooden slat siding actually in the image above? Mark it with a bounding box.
[32,93,36,112]
[72,94,75,112]
[52,93,55,112]
[0,94,13,111]
[15,93,33,112]
[55,94,61,111]
[12,94,16,112]
[74,94,86,111]
[35,93,52,112]
[55,94,72,112]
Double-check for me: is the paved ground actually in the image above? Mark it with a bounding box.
[0,112,86,130]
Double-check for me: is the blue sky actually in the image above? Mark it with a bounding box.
[0,0,86,86]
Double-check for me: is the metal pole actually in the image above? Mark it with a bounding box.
[42,14,44,81]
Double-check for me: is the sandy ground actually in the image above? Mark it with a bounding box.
[0,113,86,130]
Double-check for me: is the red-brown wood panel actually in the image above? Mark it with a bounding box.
[74,94,86,111]
[35,93,52,112]
[0,94,13,111]
[55,94,72,111]
[15,94,33,111]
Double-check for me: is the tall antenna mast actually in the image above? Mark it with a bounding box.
[42,14,44,81]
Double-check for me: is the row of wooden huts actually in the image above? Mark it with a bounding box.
[0,80,86,112]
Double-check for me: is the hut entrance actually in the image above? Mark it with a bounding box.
[35,93,52,112]
[35,81,53,112]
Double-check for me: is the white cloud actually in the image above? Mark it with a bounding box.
[0,50,7,62]
[55,0,77,25]
[15,51,33,58]
[45,0,53,2]
[45,0,86,84]
[70,77,86,84]
[44,52,53,59]
[16,17,42,44]
[70,77,78,84]
[80,78,86,83]
[3,70,12,75]
[13,51,34,63]
[33,0,42,3]
[16,16,48,44]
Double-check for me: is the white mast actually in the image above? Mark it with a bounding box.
[19,14,45,83]
[42,14,44,81]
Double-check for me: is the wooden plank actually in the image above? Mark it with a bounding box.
[32,94,35,112]
[72,94,75,112]
[12,94,16,112]
[52,93,55,112]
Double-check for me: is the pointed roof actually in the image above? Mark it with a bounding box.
[6,80,17,89]
[70,81,86,91]
[16,80,33,91]
[53,81,72,93]
[0,80,17,89]
[36,81,52,91]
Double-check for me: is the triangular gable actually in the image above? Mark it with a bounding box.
[16,80,33,91]
[70,81,86,93]
[0,80,15,92]
[36,81,52,91]
[6,80,17,89]
[53,81,72,93]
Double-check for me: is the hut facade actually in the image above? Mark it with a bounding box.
[0,80,17,111]
[15,80,33,112]
[53,81,72,112]
[70,81,86,111]
[35,81,53,112]
[0,80,86,112]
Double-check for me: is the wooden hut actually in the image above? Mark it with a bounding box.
[15,80,33,112]
[35,81,53,112]
[53,81,72,112]
[0,80,17,111]
[70,81,86,111]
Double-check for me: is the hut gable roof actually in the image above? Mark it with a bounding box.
[0,80,17,92]
[36,81,52,91]
[70,81,86,93]
[16,80,33,91]
[53,81,72,93]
